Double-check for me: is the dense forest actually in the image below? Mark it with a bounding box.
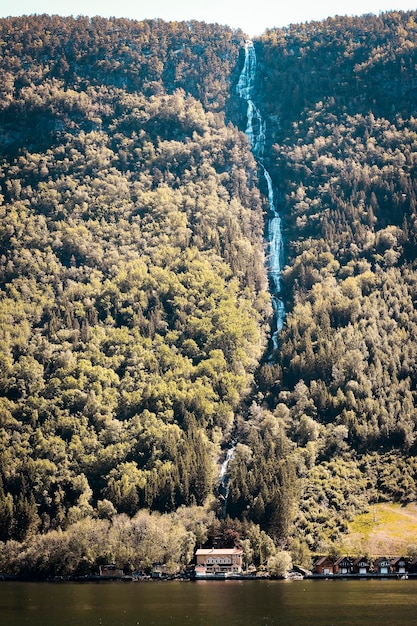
[1,10,417,576]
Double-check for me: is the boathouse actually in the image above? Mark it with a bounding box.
[99,564,124,578]
[391,556,408,575]
[313,556,334,575]
[353,557,371,575]
[374,557,391,575]
[334,556,353,575]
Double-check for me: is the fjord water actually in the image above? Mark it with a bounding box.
[2,580,417,626]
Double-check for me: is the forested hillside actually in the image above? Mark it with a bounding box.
[245,11,417,552]
[0,16,279,575]
[1,11,417,576]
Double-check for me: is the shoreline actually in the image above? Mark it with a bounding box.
[305,573,414,580]
[1,573,416,583]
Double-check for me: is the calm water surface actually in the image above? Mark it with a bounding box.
[1,579,416,626]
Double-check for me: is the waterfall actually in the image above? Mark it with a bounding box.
[237,41,285,351]
[217,42,284,517]
[218,444,235,517]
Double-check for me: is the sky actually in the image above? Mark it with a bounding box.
[1,0,417,37]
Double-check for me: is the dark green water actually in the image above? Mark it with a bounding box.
[1,579,416,626]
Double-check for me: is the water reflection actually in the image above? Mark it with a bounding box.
[1,580,417,626]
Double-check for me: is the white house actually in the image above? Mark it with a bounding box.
[195,548,243,577]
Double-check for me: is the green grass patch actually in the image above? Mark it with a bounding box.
[338,503,417,556]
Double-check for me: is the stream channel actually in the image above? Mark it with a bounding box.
[236,40,285,352]
[216,42,287,504]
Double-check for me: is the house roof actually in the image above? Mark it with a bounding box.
[314,556,334,566]
[391,556,407,565]
[374,556,390,565]
[196,548,243,556]
[353,557,370,565]
[334,556,352,566]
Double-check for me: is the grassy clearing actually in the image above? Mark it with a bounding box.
[338,503,417,556]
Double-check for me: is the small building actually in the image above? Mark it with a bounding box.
[391,556,408,575]
[99,564,124,578]
[353,557,371,575]
[152,565,163,579]
[374,557,391,575]
[334,556,353,575]
[151,562,172,578]
[313,556,334,576]
[195,547,243,577]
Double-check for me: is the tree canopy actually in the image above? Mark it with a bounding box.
[2,10,417,573]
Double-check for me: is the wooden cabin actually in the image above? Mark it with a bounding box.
[313,556,334,575]
[334,556,353,575]
[353,557,371,575]
[391,556,408,575]
[99,564,124,578]
[374,557,391,575]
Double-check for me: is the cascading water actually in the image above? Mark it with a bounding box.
[217,42,284,516]
[218,444,235,517]
[237,40,285,352]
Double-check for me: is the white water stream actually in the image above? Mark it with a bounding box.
[218,444,235,516]
[216,42,285,514]
[237,41,285,351]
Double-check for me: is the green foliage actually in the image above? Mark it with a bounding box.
[248,10,417,550]
[0,509,200,577]
[267,551,292,577]
[227,406,298,545]
[0,16,269,545]
[3,10,417,571]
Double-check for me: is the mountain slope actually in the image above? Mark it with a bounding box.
[243,10,417,551]
[2,11,417,574]
[0,16,271,548]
